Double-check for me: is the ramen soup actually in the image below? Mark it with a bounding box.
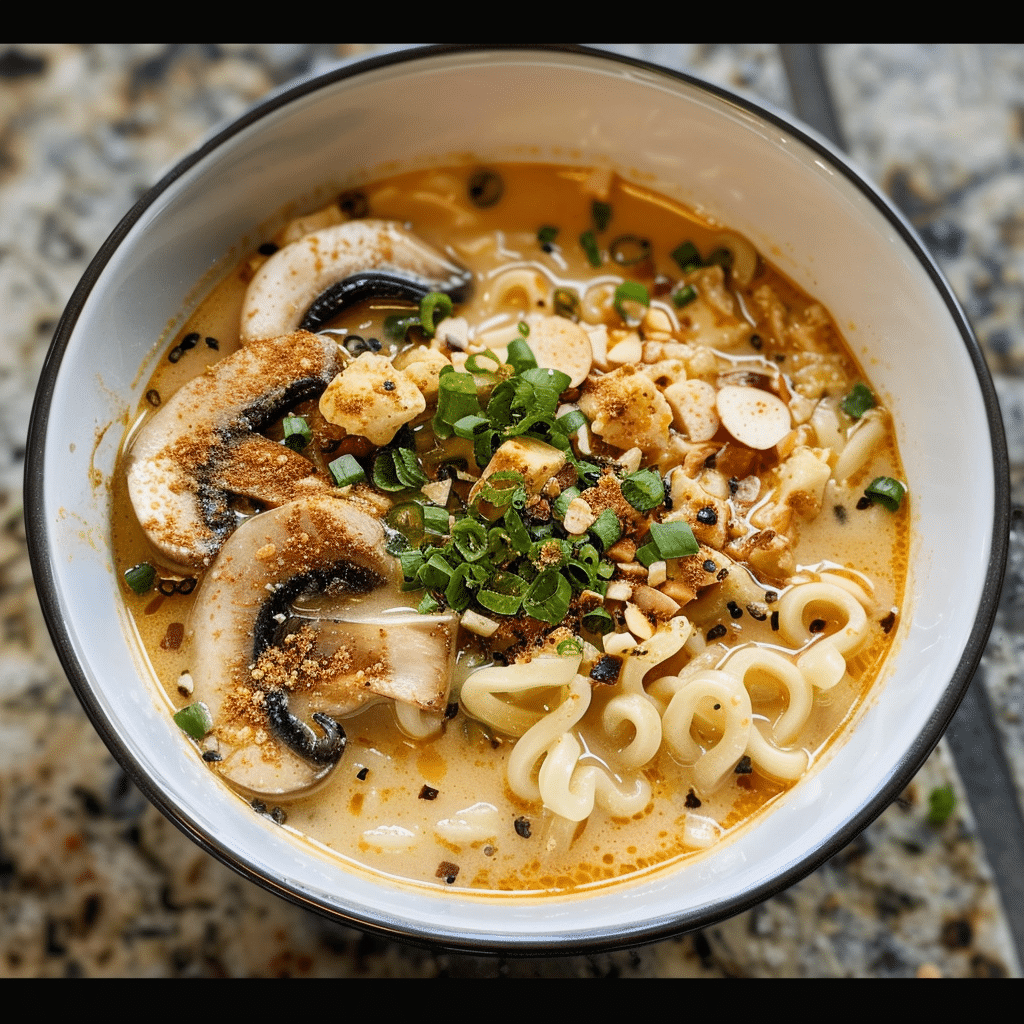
[114,163,909,894]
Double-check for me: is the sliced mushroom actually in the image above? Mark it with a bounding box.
[716,384,791,450]
[240,220,472,343]
[187,495,459,796]
[126,331,343,569]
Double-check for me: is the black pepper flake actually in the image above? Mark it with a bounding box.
[750,334,763,350]
[339,190,370,219]
[746,603,768,621]
[514,816,532,838]
[444,701,459,720]
[180,332,199,350]
[727,601,743,620]
[728,476,739,494]
[713,703,721,710]
[205,336,219,350]
[684,789,702,809]
[382,379,396,392]
[716,567,729,582]
[436,860,460,884]
[251,799,267,814]
[809,618,827,633]
[703,453,717,470]
[145,388,161,407]
[202,750,222,762]
[257,241,279,256]
[419,785,439,800]
[764,591,778,603]
[857,495,873,510]
[696,506,718,525]
[167,346,184,363]
[356,767,369,781]
[270,807,287,825]
[706,623,727,641]
[734,755,753,775]
[770,611,780,631]
[703,559,717,573]
[589,654,622,684]
[833,504,848,524]
[773,353,786,363]
[880,611,897,634]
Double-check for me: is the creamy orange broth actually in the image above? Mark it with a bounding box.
[113,164,908,894]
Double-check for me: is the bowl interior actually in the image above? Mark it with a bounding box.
[29,46,1003,951]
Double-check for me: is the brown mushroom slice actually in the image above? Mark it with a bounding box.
[240,220,472,343]
[125,331,343,570]
[187,495,458,796]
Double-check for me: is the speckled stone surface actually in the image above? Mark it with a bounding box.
[2,43,1022,977]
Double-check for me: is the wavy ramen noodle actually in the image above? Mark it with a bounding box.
[113,164,909,894]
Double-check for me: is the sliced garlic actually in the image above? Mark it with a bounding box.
[716,384,791,450]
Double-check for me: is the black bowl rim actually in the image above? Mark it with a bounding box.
[25,43,1011,956]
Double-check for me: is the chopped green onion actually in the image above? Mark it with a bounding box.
[634,542,661,568]
[384,312,420,340]
[591,200,612,232]
[124,562,156,596]
[523,568,573,624]
[648,520,699,559]
[506,337,538,374]
[478,571,527,615]
[421,504,450,537]
[865,477,906,512]
[282,415,312,451]
[372,448,427,491]
[468,168,504,208]
[451,517,489,561]
[555,408,587,436]
[419,292,453,338]
[503,507,532,554]
[610,235,651,267]
[464,349,501,375]
[927,784,955,825]
[518,321,530,338]
[553,287,581,321]
[537,225,559,248]
[842,382,877,419]
[174,701,213,741]
[671,241,703,272]
[386,502,425,545]
[707,247,733,272]
[672,284,698,308]
[556,637,584,657]
[433,369,483,438]
[417,592,441,615]
[613,280,649,322]
[552,486,581,520]
[582,606,615,636]
[328,453,365,487]
[580,230,601,268]
[589,508,622,551]
[621,469,665,512]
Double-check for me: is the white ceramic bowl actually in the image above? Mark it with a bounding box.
[27,45,1009,952]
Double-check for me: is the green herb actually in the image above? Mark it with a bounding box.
[610,235,651,267]
[634,541,661,568]
[417,592,441,614]
[591,200,612,232]
[671,241,703,272]
[124,562,156,596]
[707,247,733,272]
[174,701,213,741]
[842,382,877,419]
[648,520,699,559]
[613,280,649,322]
[419,292,453,338]
[621,468,665,512]
[582,606,615,636]
[589,508,622,551]
[422,504,451,537]
[372,448,428,491]
[672,284,698,308]
[580,230,601,268]
[433,369,483,439]
[523,568,573,624]
[865,477,906,512]
[556,637,584,657]
[383,312,421,340]
[537,225,559,247]
[506,337,538,374]
[518,321,530,338]
[927,784,955,825]
[282,415,312,451]
[553,287,581,321]
[329,453,366,487]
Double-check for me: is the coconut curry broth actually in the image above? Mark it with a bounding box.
[113,163,908,894]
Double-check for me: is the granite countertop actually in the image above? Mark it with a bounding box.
[2,44,1022,978]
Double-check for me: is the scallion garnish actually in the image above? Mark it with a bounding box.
[610,235,651,267]
[506,337,538,374]
[419,292,453,338]
[422,504,451,537]
[613,280,649,322]
[842,382,877,419]
[864,477,906,512]
[589,508,622,551]
[124,562,156,596]
[671,241,703,272]
[523,568,573,624]
[173,701,213,741]
[580,230,601,268]
[591,200,612,232]
[329,453,366,487]
[555,409,587,436]
[372,448,427,491]
[384,312,421,340]
[433,369,483,439]
[672,284,697,308]
[537,225,559,248]
[281,415,312,452]
[648,520,699,559]
[417,592,441,615]
[556,637,584,657]
[553,287,581,321]
[621,468,665,512]
[582,606,615,636]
